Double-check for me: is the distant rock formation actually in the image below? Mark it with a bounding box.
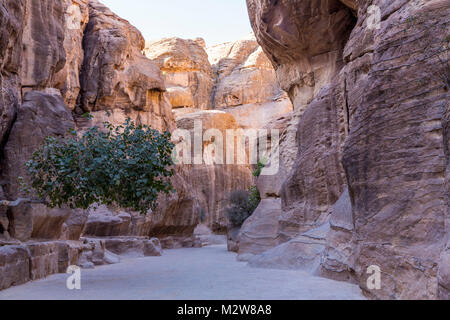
[145,35,294,129]
[145,37,213,112]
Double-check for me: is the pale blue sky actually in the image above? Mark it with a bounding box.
[101,0,253,46]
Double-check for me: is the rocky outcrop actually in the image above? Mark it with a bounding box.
[440,78,450,298]
[53,0,89,110]
[0,0,189,291]
[237,109,299,255]
[246,0,449,299]
[145,38,213,112]
[207,35,293,129]
[319,188,356,283]
[1,91,76,242]
[0,0,25,146]
[342,0,448,300]
[238,199,282,258]
[20,0,66,93]
[209,36,280,106]
[77,0,173,132]
[0,240,110,290]
[248,223,330,272]
[72,1,204,242]
[18,0,89,109]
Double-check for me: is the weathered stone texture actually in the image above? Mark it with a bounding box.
[78,0,173,132]
[246,0,449,299]
[145,37,213,110]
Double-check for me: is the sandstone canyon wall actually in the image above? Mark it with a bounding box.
[144,36,295,232]
[243,0,449,300]
[0,0,199,289]
[0,0,290,290]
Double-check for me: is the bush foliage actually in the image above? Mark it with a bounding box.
[226,186,261,228]
[25,119,175,214]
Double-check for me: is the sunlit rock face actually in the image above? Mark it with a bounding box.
[77,0,174,132]
[247,0,449,299]
[207,34,293,129]
[145,37,214,112]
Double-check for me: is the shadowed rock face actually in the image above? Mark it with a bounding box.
[0,0,25,145]
[247,0,449,299]
[342,0,448,300]
[2,91,75,199]
[20,0,66,91]
[53,0,90,110]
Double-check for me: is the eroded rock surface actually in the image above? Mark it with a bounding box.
[176,111,254,232]
[78,0,173,131]
[1,91,76,242]
[145,38,213,111]
[0,0,25,146]
[246,0,449,299]
[53,0,90,110]
[207,35,293,129]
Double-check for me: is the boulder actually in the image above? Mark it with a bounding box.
[227,227,240,253]
[0,245,30,290]
[319,188,356,283]
[143,238,163,257]
[83,206,132,237]
[194,224,227,247]
[61,209,90,241]
[248,223,330,272]
[237,199,282,257]
[159,235,198,249]
[27,242,60,280]
[102,237,163,257]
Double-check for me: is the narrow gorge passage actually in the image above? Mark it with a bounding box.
[0,245,363,300]
[1,0,448,301]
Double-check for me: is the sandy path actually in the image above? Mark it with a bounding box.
[0,245,364,300]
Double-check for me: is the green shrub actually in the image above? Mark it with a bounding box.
[25,118,175,214]
[226,186,261,228]
[253,159,267,177]
[248,186,261,212]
